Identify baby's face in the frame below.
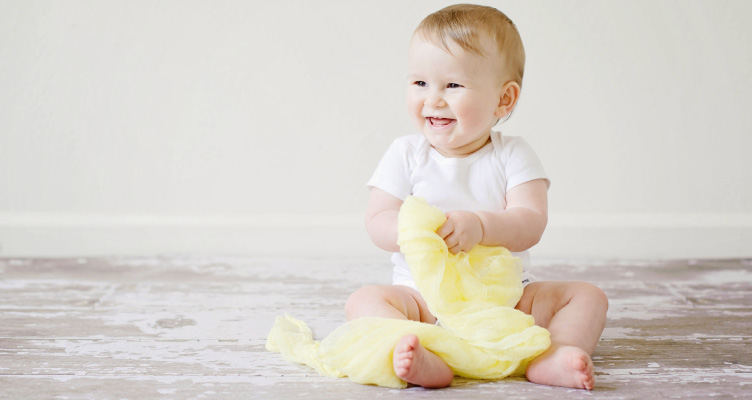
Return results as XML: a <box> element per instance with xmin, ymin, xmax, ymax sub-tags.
<box><xmin>407</xmin><ymin>34</ymin><xmax>506</xmax><ymax>157</ymax></box>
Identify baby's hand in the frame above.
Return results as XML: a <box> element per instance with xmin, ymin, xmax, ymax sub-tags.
<box><xmin>437</xmin><ymin>211</ymin><xmax>483</xmax><ymax>254</ymax></box>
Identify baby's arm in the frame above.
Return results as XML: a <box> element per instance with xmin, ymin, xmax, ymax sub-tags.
<box><xmin>365</xmin><ymin>188</ymin><xmax>403</xmax><ymax>252</ymax></box>
<box><xmin>477</xmin><ymin>178</ymin><xmax>548</xmax><ymax>252</ymax></box>
<box><xmin>439</xmin><ymin>179</ymin><xmax>548</xmax><ymax>254</ymax></box>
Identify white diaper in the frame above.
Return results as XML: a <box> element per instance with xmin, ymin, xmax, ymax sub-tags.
<box><xmin>390</xmin><ymin>249</ymin><xmax>535</xmax><ymax>291</ymax></box>
<box><xmin>394</xmin><ymin>267</ymin><xmax>536</xmax><ymax>291</ymax></box>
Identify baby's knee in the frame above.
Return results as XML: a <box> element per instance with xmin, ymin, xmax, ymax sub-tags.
<box><xmin>575</xmin><ymin>282</ymin><xmax>609</xmax><ymax>311</ymax></box>
<box><xmin>344</xmin><ymin>285</ymin><xmax>390</xmax><ymax>320</ymax></box>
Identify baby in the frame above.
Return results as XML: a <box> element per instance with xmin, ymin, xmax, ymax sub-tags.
<box><xmin>345</xmin><ymin>4</ymin><xmax>608</xmax><ymax>390</ymax></box>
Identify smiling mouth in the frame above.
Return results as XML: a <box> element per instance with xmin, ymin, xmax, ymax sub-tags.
<box><xmin>427</xmin><ymin>117</ymin><xmax>456</xmax><ymax>127</ymax></box>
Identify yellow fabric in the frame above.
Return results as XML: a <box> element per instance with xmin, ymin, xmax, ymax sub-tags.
<box><xmin>266</xmin><ymin>196</ymin><xmax>550</xmax><ymax>388</ymax></box>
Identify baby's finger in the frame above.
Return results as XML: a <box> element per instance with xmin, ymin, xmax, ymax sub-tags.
<box><xmin>437</xmin><ymin>220</ymin><xmax>453</xmax><ymax>238</ymax></box>
<box><xmin>459</xmin><ymin>243</ymin><xmax>474</xmax><ymax>253</ymax></box>
<box><xmin>443</xmin><ymin>232</ymin><xmax>459</xmax><ymax>249</ymax></box>
<box><xmin>448</xmin><ymin>243</ymin><xmax>461</xmax><ymax>255</ymax></box>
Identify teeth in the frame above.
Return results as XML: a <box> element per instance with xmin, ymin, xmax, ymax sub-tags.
<box><xmin>428</xmin><ymin>117</ymin><xmax>454</xmax><ymax>127</ymax></box>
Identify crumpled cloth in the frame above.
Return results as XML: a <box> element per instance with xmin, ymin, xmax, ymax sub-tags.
<box><xmin>266</xmin><ymin>196</ymin><xmax>550</xmax><ymax>388</ymax></box>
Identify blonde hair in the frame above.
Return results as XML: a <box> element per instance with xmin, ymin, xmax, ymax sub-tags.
<box><xmin>415</xmin><ymin>4</ymin><xmax>525</xmax><ymax>87</ymax></box>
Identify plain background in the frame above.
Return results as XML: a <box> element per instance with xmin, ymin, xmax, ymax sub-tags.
<box><xmin>1</xmin><ymin>0</ymin><xmax>750</xmax><ymax>259</ymax></box>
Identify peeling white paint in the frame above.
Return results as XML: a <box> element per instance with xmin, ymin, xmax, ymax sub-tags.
<box><xmin>606</xmin><ymin>308</ymin><xmax>682</xmax><ymax>321</ymax></box>
<box><xmin>700</xmin><ymin>269</ymin><xmax>752</xmax><ymax>284</ymax></box>
<box><xmin>601</xmin><ymin>326</ymin><xmax>640</xmax><ymax>339</ymax></box>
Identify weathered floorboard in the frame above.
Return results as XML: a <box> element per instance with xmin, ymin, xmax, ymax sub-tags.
<box><xmin>1</xmin><ymin>256</ymin><xmax>750</xmax><ymax>399</ymax></box>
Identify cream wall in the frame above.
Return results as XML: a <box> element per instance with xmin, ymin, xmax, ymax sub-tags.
<box><xmin>1</xmin><ymin>1</ymin><xmax>751</xmax><ymax>259</ymax></box>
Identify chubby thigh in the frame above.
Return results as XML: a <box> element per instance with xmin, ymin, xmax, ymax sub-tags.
<box><xmin>345</xmin><ymin>284</ymin><xmax>438</xmax><ymax>324</ymax></box>
<box><xmin>346</xmin><ymin>281</ymin><xmax>606</xmax><ymax>328</ymax></box>
<box><xmin>514</xmin><ymin>280</ymin><xmax>609</xmax><ymax>355</ymax></box>
<box><xmin>345</xmin><ymin>283</ymin><xmax>539</xmax><ymax>324</ymax></box>
<box><xmin>514</xmin><ymin>281</ymin><xmax>607</xmax><ymax>327</ymax></box>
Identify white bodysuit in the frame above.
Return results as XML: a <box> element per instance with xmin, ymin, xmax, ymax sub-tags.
<box><xmin>367</xmin><ymin>130</ymin><xmax>549</xmax><ymax>290</ymax></box>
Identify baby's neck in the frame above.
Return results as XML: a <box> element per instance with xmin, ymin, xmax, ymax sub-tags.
<box><xmin>432</xmin><ymin>136</ymin><xmax>492</xmax><ymax>158</ymax></box>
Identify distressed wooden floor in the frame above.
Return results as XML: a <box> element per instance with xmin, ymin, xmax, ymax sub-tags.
<box><xmin>1</xmin><ymin>256</ymin><xmax>750</xmax><ymax>399</ymax></box>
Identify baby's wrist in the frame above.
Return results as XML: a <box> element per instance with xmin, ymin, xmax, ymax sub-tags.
<box><xmin>474</xmin><ymin>212</ymin><xmax>485</xmax><ymax>242</ymax></box>
<box><xmin>475</xmin><ymin>211</ymin><xmax>491</xmax><ymax>244</ymax></box>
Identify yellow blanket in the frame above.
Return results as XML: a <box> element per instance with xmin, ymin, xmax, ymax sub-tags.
<box><xmin>266</xmin><ymin>196</ymin><xmax>550</xmax><ymax>388</ymax></box>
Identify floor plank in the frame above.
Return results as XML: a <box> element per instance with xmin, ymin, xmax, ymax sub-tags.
<box><xmin>1</xmin><ymin>256</ymin><xmax>751</xmax><ymax>399</ymax></box>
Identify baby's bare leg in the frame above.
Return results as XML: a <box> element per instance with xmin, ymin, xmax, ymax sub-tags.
<box><xmin>515</xmin><ymin>281</ymin><xmax>608</xmax><ymax>390</ymax></box>
<box><xmin>345</xmin><ymin>285</ymin><xmax>452</xmax><ymax>387</ymax></box>
<box><xmin>345</xmin><ymin>284</ymin><xmax>435</xmax><ymax>322</ymax></box>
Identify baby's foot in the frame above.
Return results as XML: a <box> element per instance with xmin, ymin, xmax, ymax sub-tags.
<box><xmin>525</xmin><ymin>344</ymin><xmax>595</xmax><ymax>390</ymax></box>
<box><xmin>392</xmin><ymin>334</ymin><xmax>453</xmax><ymax>388</ymax></box>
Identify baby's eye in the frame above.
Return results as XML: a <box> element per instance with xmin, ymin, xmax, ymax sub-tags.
<box><xmin>447</xmin><ymin>83</ymin><xmax>463</xmax><ymax>89</ymax></box>
<box><xmin>414</xmin><ymin>81</ymin><xmax>427</xmax><ymax>87</ymax></box>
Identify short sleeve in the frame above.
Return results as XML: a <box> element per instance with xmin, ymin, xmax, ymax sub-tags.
<box><xmin>502</xmin><ymin>136</ymin><xmax>550</xmax><ymax>191</ymax></box>
<box><xmin>366</xmin><ymin>138</ymin><xmax>414</xmax><ymax>200</ymax></box>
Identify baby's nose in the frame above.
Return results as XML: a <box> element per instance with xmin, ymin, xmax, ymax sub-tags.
<box><xmin>425</xmin><ymin>94</ymin><xmax>447</xmax><ymax>108</ymax></box>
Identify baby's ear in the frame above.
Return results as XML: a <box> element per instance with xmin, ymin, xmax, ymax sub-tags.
<box><xmin>495</xmin><ymin>81</ymin><xmax>521</xmax><ymax>118</ymax></box>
